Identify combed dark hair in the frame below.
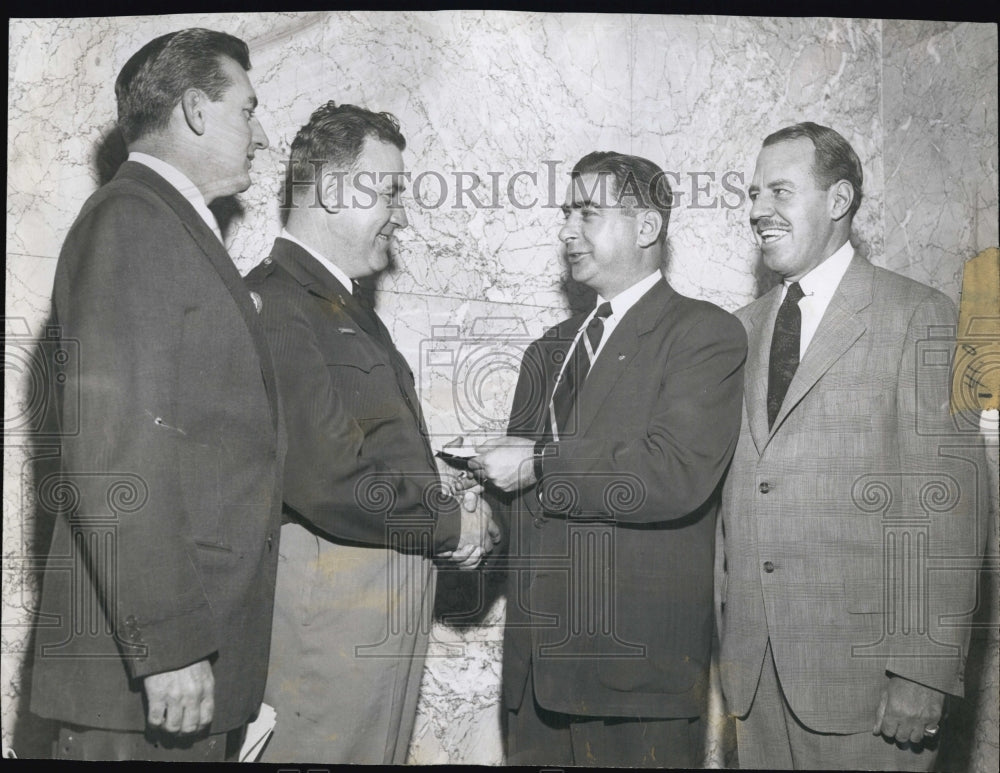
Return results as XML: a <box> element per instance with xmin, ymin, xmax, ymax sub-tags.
<box><xmin>571</xmin><ymin>151</ymin><xmax>673</xmax><ymax>242</ymax></box>
<box><xmin>763</xmin><ymin>122</ymin><xmax>864</xmax><ymax>218</ymax></box>
<box><xmin>287</xmin><ymin>101</ymin><xmax>406</xmax><ymax>203</ymax></box>
<box><xmin>115</xmin><ymin>28</ymin><xmax>251</xmax><ymax>145</ymax></box>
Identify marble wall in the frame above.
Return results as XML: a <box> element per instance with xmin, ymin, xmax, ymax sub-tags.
<box><xmin>5</xmin><ymin>11</ymin><xmax>998</xmax><ymax>766</ymax></box>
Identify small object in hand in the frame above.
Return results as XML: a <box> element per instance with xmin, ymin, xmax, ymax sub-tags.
<box><xmin>436</xmin><ymin>436</ymin><xmax>478</xmax><ymax>469</ymax></box>
<box><xmin>923</xmin><ymin>726</ymin><xmax>939</xmax><ymax>738</ymax></box>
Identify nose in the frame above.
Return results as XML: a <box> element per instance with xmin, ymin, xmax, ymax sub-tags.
<box><xmin>251</xmin><ymin>117</ymin><xmax>269</xmax><ymax>151</ymax></box>
<box><xmin>390</xmin><ymin>202</ymin><xmax>409</xmax><ymax>230</ymax></box>
<box><xmin>558</xmin><ymin>215</ymin><xmax>578</xmax><ymax>244</ymax></box>
<box><xmin>749</xmin><ymin>191</ymin><xmax>771</xmax><ymax>223</ymax></box>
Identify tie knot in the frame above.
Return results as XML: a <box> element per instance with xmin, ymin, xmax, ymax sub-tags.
<box><xmin>591</xmin><ymin>302</ymin><xmax>613</xmax><ymax>324</ymax></box>
<box><xmin>785</xmin><ymin>282</ymin><xmax>804</xmax><ymax>304</ymax></box>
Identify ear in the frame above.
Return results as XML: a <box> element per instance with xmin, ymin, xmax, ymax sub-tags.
<box><xmin>828</xmin><ymin>179</ymin><xmax>854</xmax><ymax>221</ymax></box>
<box><xmin>180</xmin><ymin>88</ymin><xmax>208</xmax><ymax>136</ymax></box>
<box><xmin>635</xmin><ymin>209</ymin><xmax>662</xmax><ymax>249</ymax></box>
<box><xmin>317</xmin><ymin>171</ymin><xmax>343</xmax><ymax>214</ymax></box>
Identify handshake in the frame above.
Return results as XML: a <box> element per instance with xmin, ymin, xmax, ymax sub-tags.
<box><xmin>435</xmin><ymin>436</ymin><xmax>540</xmax><ymax>569</ymax></box>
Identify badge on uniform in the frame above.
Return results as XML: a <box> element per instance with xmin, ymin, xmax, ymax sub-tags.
<box><xmin>249</xmin><ymin>291</ymin><xmax>263</xmax><ymax>314</ymax></box>
<box><xmin>338</xmin><ymin>327</ymin><xmax>357</xmax><ymax>335</ymax></box>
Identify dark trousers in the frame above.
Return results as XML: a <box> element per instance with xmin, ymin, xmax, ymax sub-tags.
<box><xmin>505</xmin><ymin>665</ymin><xmax>704</xmax><ymax>767</ymax></box>
<box><xmin>54</xmin><ymin>723</ymin><xmax>246</xmax><ymax>761</ymax></box>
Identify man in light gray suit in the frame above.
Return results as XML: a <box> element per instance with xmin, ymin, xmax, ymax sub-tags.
<box><xmin>716</xmin><ymin>122</ymin><xmax>988</xmax><ymax>770</ymax></box>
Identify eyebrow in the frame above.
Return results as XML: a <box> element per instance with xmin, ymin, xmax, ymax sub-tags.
<box><xmin>560</xmin><ymin>198</ymin><xmax>600</xmax><ymax>214</ymax></box>
<box><xmin>382</xmin><ymin>173</ymin><xmax>407</xmax><ymax>193</ymax></box>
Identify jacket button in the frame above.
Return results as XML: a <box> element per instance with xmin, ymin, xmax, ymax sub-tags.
<box><xmin>763</xmin><ymin>561</ymin><xmax>775</xmax><ymax>573</ymax></box>
<box><xmin>759</xmin><ymin>482</ymin><xmax>770</xmax><ymax>494</ymax></box>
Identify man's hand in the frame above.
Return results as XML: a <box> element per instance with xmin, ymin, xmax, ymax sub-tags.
<box><xmin>438</xmin><ymin>490</ymin><xmax>501</xmax><ymax>569</ymax></box>
<box><xmin>873</xmin><ymin>675</ymin><xmax>945</xmax><ymax>744</ymax></box>
<box><xmin>469</xmin><ymin>436</ymin><xmax>537</xmax><ymax>492</ymax></box>
<box><xmin>144</xmin><ymin>658</ymin><xmax>214</xmax><ymax>735</ymax></box>
<box><xmin>436</xmin><ymin>458</ymin><xmax>481</xmax><ymax>497</ymax></box>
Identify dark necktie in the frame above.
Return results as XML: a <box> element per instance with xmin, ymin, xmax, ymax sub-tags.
<box><xmin>767</xmin><ymin>282</ymin><xmax>805</xmax><ymax>428</ymax></box>
<box><xmin>552</xmin><ymin>301</ymin><xmax>613</xmax><ymax>438</ymax></box>
<box><xmin>351</xmin><ymin>280</ymin><xmax>390</xmax><ymax>346</ymax></box>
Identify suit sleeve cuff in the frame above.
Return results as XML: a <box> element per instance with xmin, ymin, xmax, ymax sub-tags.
<box><xmin>533</xmin><ymin>440</ymin><xmax>556</xmax><ymax>482</ymax></box>
<box><xmin>431</xmin><ymin>493</ymin><xmax>463</xmax><ymax>553</ymax></box>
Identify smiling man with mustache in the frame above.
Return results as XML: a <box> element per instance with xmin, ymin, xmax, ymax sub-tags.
<box><xmin>715</xmin><ymin>122</ymin><xmax>988</xmax><ymax>770</ymax></box>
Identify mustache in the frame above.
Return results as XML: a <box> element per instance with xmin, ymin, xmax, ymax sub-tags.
<box><xmin>752</xmin><ymin>218</ymin><xmax>789</xmax><ymax>230</ymax></box>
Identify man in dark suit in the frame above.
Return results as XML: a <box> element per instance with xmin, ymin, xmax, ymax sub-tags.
<box><xmin>29</xmin><ymin>29</ymin><xmax>282</xmax><ymax>761</ymax></box>
<box><xmin>715</xmin><ymin>122</ymin><xmax>988</xmax><ymax>769</ymax></box>
<box><xmin>470</xmin><ymin>152</ymin><xmax>747</xmax><ymax>766</ymax></box>
<box><xmin>244</xmin><ymin>102</ymin><xmax>499</xmax><ymax>764</ymax></box>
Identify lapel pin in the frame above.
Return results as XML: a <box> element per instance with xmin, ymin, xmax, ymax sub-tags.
<box><xmin>249</xmin><ymin>291</ymin><xmax>263</xmax><ymax>314</ymax></box>
<box><xmin>338</xmin><ymin>327</ymin><xmax>357</xmax><ymax>335</ymax></box>
<box><xmin>618</xmin><ymin>353</ymin><xmax>626</xmax><ymax>361</ymax></box>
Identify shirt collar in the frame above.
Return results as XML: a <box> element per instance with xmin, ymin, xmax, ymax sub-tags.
<box><xmin>279</xmin><ymin>228</ymin><xmax>354</xmax><ymax>294</ymax></box>
<box><xmin>595</xmin><ymin>270</ymin><xmax>662</xmax><ymax>320</ymax></box>
<box><xmin>791</xmin><ymin>240</ymin><xmax>854</xmax><ymax>300</ymax></box>
<box><xmin>128</xmin><ymin>152</ymin><xmax>221</xmax><ymax>241</ymax></box>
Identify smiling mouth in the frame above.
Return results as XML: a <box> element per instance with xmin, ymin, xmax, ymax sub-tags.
<box><xmin>757</xmin><ymin>228</ymin><xmax>788</xmax><ymax>244</ymax></box>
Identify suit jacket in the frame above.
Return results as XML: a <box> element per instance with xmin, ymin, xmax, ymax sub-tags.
<box><xmin>30</xmin><ymin>161</ymin><xmax>286</xmax><ymax>732</ymax></box>
<box><xmin>244</xmin><ymin>237</ymin><xmax>462</xmax><ymax>551</ymax></box>
<box><xmin>502</xmin><ymin>278</ymin><xmax>747</xmax><ymax>719</ymax></box>
<box><xmin>716</xmin><ymin>255</ymin><xmax>989</xmax><ymax>733</ymax></box>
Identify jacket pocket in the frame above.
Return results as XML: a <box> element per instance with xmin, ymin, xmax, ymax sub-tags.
<box><xmin>326</xmin><ymin>354</ymin><xmax>398</xmax><ymax>421</ymax></box>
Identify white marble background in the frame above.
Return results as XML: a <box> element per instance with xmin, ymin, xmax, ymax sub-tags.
<box><xmin>5</xmin><ymin>12</ymin><xmax>998</xmax><ymax>767</ymax></box>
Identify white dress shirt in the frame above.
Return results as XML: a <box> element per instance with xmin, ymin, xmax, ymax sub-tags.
<box><xmin>278</xmin><ymin>228</ymin><xmax>354</xmax><ymax>293</ymax></box>
<box><xmin>584</xmin><ymin>270</ymin><xmax>663</xmax><ymax>362</ymax></box>
<box><xmin>779</xmin><ymin>240</ymin><xmax>854</xmax><ymax>358</ymax></box>
<box><xmin>128</xmin><ymin>152</ymin><xmax>223</xmax><ymax>244</ymax></box>
<box><xmin>547</xmin><ymin>270</ymin><xmax>663</xmax><ymax>441</ymax></box>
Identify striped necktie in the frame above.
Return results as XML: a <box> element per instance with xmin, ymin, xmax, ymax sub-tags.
<box><xmin>551</xmin><ymin>302</ymin><xmax>613</xmax><ymax>438</ymax></box>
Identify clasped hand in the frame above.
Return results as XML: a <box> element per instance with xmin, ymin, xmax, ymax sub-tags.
<box><xmin>436</xmin><ymin>469</ymin><xmax>501</xmax><ymax>569</ymax></box>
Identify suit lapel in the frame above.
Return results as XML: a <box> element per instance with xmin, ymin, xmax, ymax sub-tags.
<box><xmin>574</xmin><ymin>279</ymin><xmax>673</xmax><ymax>439</ymax></box>
<box><xmin>120</xmin><ymin>162</ymin><xmax>281</xmax><ymax>432</ymax></box>
<box><xmin>270</xmin><ymin>238</ymin><xmax>425</xmax><ymax>428</ymax></box>
<box><xmin>744</xmin><ymin>288</ymin><xmax>782</xmax><ymax>453</ymax></box>
<box><xmin>766</xmin><ymin>255</ymin><xmax>873</xmax><ymax>441</ymax></box>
